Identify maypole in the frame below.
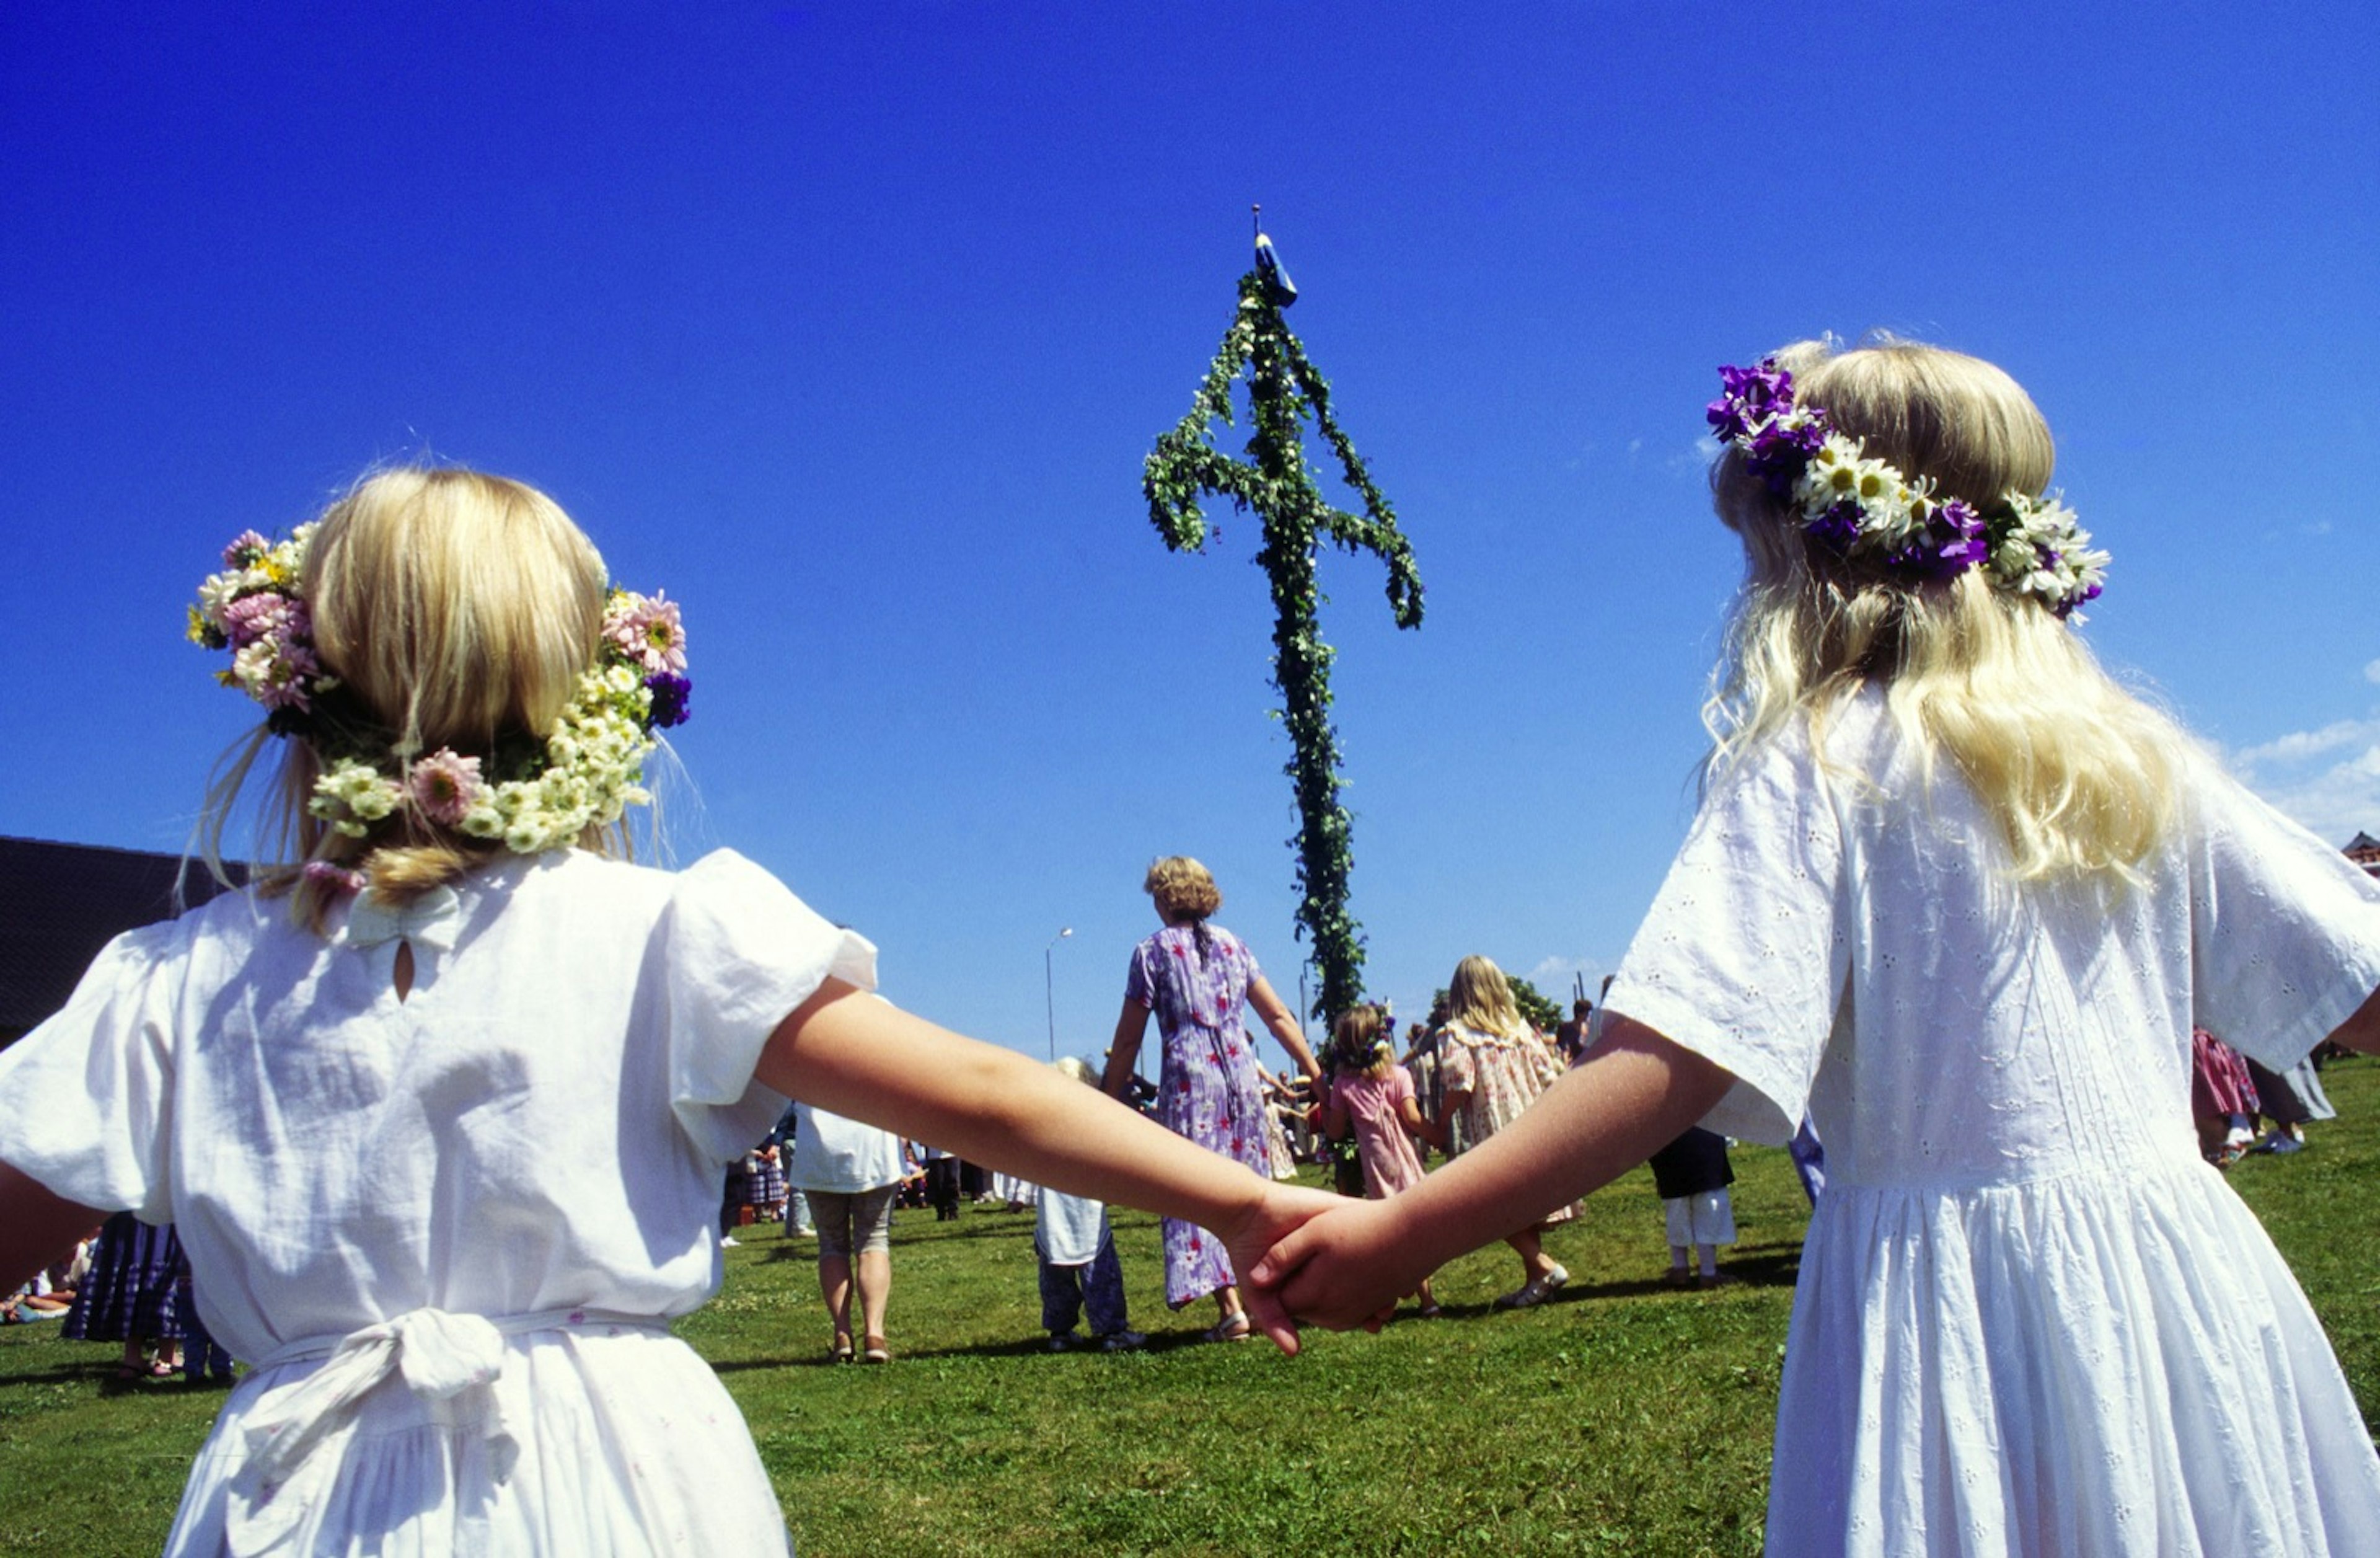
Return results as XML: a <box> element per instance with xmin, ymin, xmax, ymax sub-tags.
<box><xmin>1140</xmin><ymin>210</ymin><xmax>1423</xmax><ymax>1022</ymax></box>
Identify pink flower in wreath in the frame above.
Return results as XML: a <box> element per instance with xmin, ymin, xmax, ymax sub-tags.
<box><xmin>408</xmin><ymin>748</ymin><xmax>485</xmax><ymax>826</ymax></box>
<box><xmin>606</xmin><ymin>591</ymin><xmax>687</xmax><ymax>676</ymax></box>
<box><xmin>220</xmin><ymin>591</ymin><xmax>301</xmax><ymax>650</ymax></box>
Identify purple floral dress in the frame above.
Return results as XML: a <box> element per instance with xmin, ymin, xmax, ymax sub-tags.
<box><xmin>1125</xmin><ymin>923</ymin><xmax>1267</xmax><ymax>1306</ymax></box>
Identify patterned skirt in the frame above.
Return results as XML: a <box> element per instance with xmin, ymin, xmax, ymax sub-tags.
<box><xmin>64</xmin><ymin>1212</ymin><xmax>183</xmax><ymax>1343</ymax></box>
<box><xmin>1156</xmin><ymin>1025</ymin><xmax>1269</xmax><ymax>1306</ymax></box>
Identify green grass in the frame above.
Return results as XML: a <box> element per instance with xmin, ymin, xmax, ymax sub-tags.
<box><xmin>7</xmin><ymin>1056</ymin><xmax>2378</xmax><ymax>1556</ymax></box>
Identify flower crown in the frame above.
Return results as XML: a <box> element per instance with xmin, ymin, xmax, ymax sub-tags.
<box><xmin>190</xmin><ymin>527</ymin><xmax>692</xmax><ymax>859</ymax></box>
<box><xmin>1707</xmin><ymin>359</ymin><xmax>2107</xmax><ymax>617</ymax></box>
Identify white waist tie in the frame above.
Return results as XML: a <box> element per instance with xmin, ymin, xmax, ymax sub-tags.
<box><xmin>226</xmin><ymin>1306</ymin><xmax>669</xmax><ymax>1557</ymax></box>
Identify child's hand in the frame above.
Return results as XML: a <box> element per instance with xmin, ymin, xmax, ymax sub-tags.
<box><xmin>1221</xmin><ymin>1181</ymin><xmax>1345</xmax><ymax>1355</ymax></box>
<box><xmin>1246</xmin><ymin>1196</ymin><xmax>1416</xmax><ymax>1333</ymax></box>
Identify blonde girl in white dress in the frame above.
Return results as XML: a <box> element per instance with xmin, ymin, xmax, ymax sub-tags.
<box><xmin>1254</xmin><ymin>340</ymin><xmax>2380</xmax><ymax>1555</ymax></box>
<box><xmin>0</xmin><ymin>467</ymin><xmax>1333</xmax><ymax>1557</ymax></box>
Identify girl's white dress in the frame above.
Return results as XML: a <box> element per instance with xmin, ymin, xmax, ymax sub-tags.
<box><xmin>0</xmin><ymin>849</ymin><xmax>875</xmax><ymax>1557</ymax></box>
<box><xmin>1606</xmin><ymin>689</ymin><xmax>2380</xmax><ymax>1557</ymax></box>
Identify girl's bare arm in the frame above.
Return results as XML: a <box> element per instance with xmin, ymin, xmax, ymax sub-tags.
<box><xmin>1395</xmin><ymin>1091</ymin><xmax>1439</xmax><ymax>1150</ymax></box>
<box><xmin>758</xmin><ymin>979</ymin><xmax>1338</xmax><ymax>1349</ymax></box>
<box><xmin>2328</xmin><ymin>983</ymin><xmax>2380</xmax><ymax>1055</ymax></box>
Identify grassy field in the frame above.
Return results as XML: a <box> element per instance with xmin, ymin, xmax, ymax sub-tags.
<box><xmin>6</xmin><ymin>1056</ymin><xmax>2378</xmax><ymax>1556</ymax></box>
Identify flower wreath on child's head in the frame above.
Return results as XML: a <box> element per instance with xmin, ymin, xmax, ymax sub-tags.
<box><xmin>189</xmin><ymin>527</ymin><xmax>692</xmax><ymax>864</ymax></box>
<box><xmin>1708</xmin><ymin>359</ymin><xmax>2108</xmax><ymax>618</ymax></box>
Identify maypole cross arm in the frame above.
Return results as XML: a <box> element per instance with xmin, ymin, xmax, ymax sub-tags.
<box><xmin>1139</xmin><ymin>219</ymin><xmax>1423</xmax><ymax>1022</ymax></box>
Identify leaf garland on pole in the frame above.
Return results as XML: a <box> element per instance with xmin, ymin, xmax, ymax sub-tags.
<box><xmin>1142</xmin><ymin>215</ymin><xmax>1423</xmax><ymax>1022</ymax></box>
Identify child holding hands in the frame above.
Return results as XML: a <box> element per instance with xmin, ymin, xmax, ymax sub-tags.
<box><xmin>1318</xmin><ymin>1006</ymin><xmax>1439</xmax><ymax>1316</ymax></box>
<box><xmin>1256</xmin><ymin>340</ymin><xmax>2380</xmax><ymax>1555</ymax></box>
<box><xmin>0</xmin><ymin>467</ymin><xmax>1331</xmax><ymax>1557</ymax></box>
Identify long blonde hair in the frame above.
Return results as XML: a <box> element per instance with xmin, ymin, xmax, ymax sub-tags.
<box><xmin>1705</xmin><ymin>338</ymin><xmax>2182</xmax><ymax>882</ymax></box>
<box><xmin>198</xmin><ymin>466</ymin><xmax>622</xmax><ymax>927</ymax></box>
<box><xmin>1443</xmin><ymin>955</ymin><xmax>1530</xmax><ymax>1042</ymax></box>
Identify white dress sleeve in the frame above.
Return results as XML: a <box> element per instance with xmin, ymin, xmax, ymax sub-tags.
<box><xmin>659</xmin><ymin>849</ymin><xmax>879</xmax><ymax>1164</ymax></box>
<box><xmin>0</xmin><ymin>916</ymin><xmax>189</xmax><ymax>1221</ymax></box>
<box><xmin>2184</xmin><ymin>749</ymin><xmax>2380</xmax><ymax>1068</ymax></box>
<box><xmin>1602</xmin><ymin>728</ymin><xmax>1847</xmax><ymax>1145</ymax></box>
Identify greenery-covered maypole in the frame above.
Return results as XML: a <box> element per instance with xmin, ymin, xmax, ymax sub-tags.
<box><xmin>1142</xmin><ymin>213</ymin><xmax>1423</xmax><ymax>1022</ymax></box>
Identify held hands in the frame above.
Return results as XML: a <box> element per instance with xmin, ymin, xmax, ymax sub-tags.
<box><xmin>1218</xmin><ymin>1179</ymin><xmax>1346</xmax><ymax>1354</ymax></box>
<box><xmin>1246</xmin><ymin>1195</ymin><xmax>1417</xmax><ymax>1334</ymax></box>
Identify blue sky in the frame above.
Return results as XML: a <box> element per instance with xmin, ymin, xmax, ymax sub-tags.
<box><xmin>7</xmin><ymin>2</ymin><xmax>2376</xmax><ymax>1068</ymax></box>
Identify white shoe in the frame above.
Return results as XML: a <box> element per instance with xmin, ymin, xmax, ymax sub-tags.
<box><xmin>1496</xmin><ymin>1265</ymin><xmax>1569</xmax><ymax>1309</ymax></box>
<box><xmin>718</xmin><ymin>1235</ymin><xmax>740</xmax><ymax>1247</ymax></box>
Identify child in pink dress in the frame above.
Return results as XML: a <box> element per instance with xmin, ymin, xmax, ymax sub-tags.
<box><xmin>1320</xmin><ymin>1007</ymin><xmax>1439</xmax><ymax>1316</ymax></box>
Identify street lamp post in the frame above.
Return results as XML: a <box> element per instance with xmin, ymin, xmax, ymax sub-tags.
<box><xmin>1045</xmin><ymin>927</ymin><xmax>1073</xmax><ymax>1060</ymax></box>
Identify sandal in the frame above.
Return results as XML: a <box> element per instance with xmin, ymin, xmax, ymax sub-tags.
<box><xmin>861</xmin><ymin>1336</ymin><xmax>891</xmax><ymax>1365</ymax></box>
<box><xmin>1204</xmin><ymin>1313</ymin><xmax>1253</xmax><ymax>1343</ymax></box>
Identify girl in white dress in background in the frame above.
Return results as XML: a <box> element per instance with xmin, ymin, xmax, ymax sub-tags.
<box><xmin>1256</xmin><ymin>340</ymin><xmax>2380</xmax><ymax>1555</ymax></box>
<box><xmin>0</xmin><ymin>467</ymin><xmax>1331</xmax><ymax>1556</ymax></box>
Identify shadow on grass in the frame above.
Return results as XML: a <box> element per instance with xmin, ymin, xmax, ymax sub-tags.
<box><xmin>1478</xmin><ymin>1248</ymin><xmax>1802</xmax><ymax>1313</ymax></box>
<box><xmin>709</xmin><ymin>1322</ymin><xmax>1298</xmax><ymax>1373</ymax></box>
<box><xmin>746</xmin><ymin>1216</ymin><xmax>1042</xmax><ymax>1264</ymax></box>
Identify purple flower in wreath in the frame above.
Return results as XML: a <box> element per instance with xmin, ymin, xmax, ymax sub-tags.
<box><xmin>645</xmin><ymin>671</ymin><xmax>692</xmax><ymax>729</ymax></box>
<box><xmin>2053</xmin><ymin>580</ymin><xmax>2102</xmax><ymax>619</ymax></box>
<box><xmin>1891</xmin><ymin>498</ymin><xmax>1988</xmax><ymax>581</ymax></box>
<box><xmin>1706</xmin><ymin>360</ymin><xmax>1796</xmax><ymax>442</ymax></box>
<box><xmin>1805</xmin><ymin>500</ymin><xmax>1866</xmax><ymax>556</ymax></box>
<box><xmin>1743</xmin><ymin>416</ymin><xmax>1827</xmax><ymax>492</ymax></box>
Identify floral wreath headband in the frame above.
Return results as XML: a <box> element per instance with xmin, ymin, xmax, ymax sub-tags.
<box><xmin>1706</xmin><ymin>359</ymin><xmax>2107</xmax><ymax>617</ymax></box>
<box><xmin>189</xmin><ymin>526</ymin><xmax>692</xmax><ymax>869</ymax></box>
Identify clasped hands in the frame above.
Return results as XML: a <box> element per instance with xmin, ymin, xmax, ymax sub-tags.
<box><xmin>1225</xmin><ymin>1182</ymin><xmax>1429</xmax><ymax>1352</ymax></box>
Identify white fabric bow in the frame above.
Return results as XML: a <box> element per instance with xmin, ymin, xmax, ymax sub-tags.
<box><xmin>226</xmin><ymin>1307</ymin><xmax>514</xmax><ymax>1556</ymax></box>
<box><xmin>336</xmin><ymin>885</ymin><xmax>464</xmax><ymax>954</ymax></box>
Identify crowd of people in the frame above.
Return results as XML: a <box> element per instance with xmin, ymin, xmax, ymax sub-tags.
<box><xmin>4</xmin><ymin>336</ymin><xmax>2380</xmax><ymax>1554</ymax></box>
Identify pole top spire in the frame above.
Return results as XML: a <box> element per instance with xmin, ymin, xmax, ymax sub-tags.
<box><xmin>1251</xmin><ymin>205</ymin><xmax>1297</xmax><ymax>306</ymax></box>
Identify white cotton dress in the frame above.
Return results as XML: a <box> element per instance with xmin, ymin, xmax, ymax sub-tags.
<box><xmin>1605</xmin><ymin>688</ymin><xmax>2380</xmax><ymax>1558</ymax></box>
<box><xmin>0</xmin><ymin>848</ymin><xmax>875</xmax><ymax>1557</ymax></box>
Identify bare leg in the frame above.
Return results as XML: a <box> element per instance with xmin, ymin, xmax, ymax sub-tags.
<box><xmin>1504</xmin><ymin>1226</ymin><xmax>1557</xmax><ymax>1283</ymax></box>
<box><xmin>818</xmin><ymin>1253</ymin><xmax>854</xmax><ymax>1351</ymax></box>
<box><xmin>855</xmin><ymin>1248</ymin><xmax>891</xmax><ymax>1351</ymax></box>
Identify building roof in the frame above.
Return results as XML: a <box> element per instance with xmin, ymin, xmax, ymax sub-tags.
<box><xmin>0</xmin><ymin>836</ymin><xmax>247</xmax><ymax>1041</ymax></box>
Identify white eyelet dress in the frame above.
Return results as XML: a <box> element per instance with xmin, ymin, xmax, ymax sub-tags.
<box><xmin>0</xmin><ymin>849</ymin><xmax>876</xmax><ymax>1557</ymax></box>
<box><xmin>1605</xmin><ymin>688</ymin><xmax>2380</xmax><ymax>1557</ymax></box>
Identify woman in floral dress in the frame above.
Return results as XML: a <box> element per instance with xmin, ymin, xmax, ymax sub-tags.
<box><xmin>1434</xmin><ymin>955</ymin><xmax>1580</xmax><ymax>1308</ymax></box>
<box><xmin>1104</xmin><ymin>857</ymin><xmax>1324</xmax><ymax>1339</ymax></box>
